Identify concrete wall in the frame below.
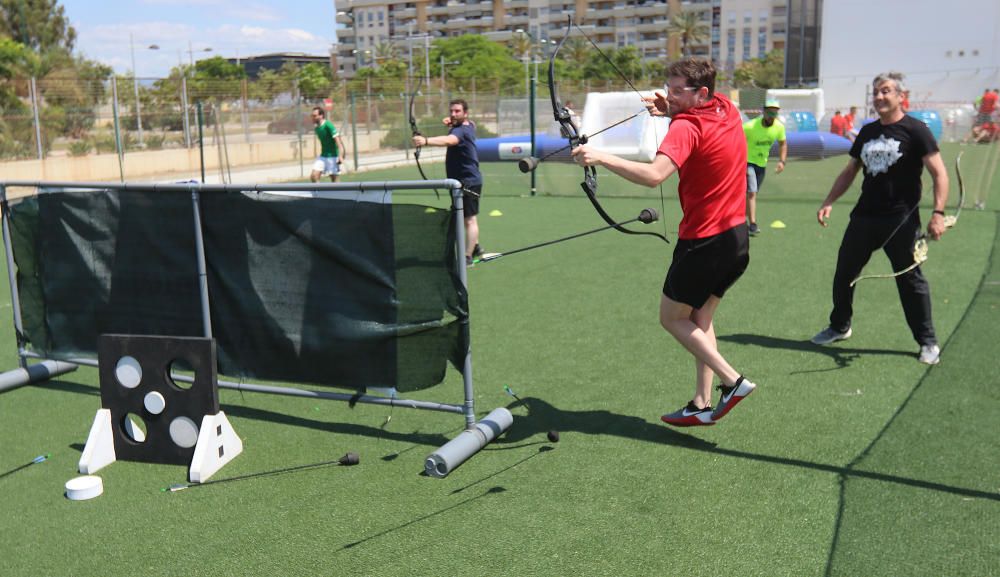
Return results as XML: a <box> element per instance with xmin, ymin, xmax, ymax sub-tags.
<box><xmin>0</xmin><ymin>130</ymin><xmax>387</xmax><ymax>182</ymax></box>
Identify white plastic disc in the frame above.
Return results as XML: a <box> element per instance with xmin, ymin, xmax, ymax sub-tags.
<box><xmin>65</xmin><ymin>475</ymin><xmax>104</xmax><ymax>501</ymax></box>
<box><xmin>115</xmin><ymin>356</ymin><xmax>142</xmax><ymax>389</ymax></box>
<box><xmin>143</xmin><ymin>391</ymin><xmax>166</xmax><ymax>415</ymax></box>
<box><xmin>169</xmin><ymin>416</ymin><xmax>200</xmax><ymax>448</ymax></box>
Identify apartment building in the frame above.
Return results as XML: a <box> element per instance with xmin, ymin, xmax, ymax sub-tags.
<box><xmin>333</xmin><ymin>0</ymin><xmax>788</xmax><ymax>78</ymax></box>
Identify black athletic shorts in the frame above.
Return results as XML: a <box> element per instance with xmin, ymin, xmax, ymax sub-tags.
<box><xmin>663</xmin><ymin>223</ymin><xmax>750</xmax><ymax>309</ymax></box>
<box><xmin>463</xmin><ymin>185</ymin><xmax>482</xmax><ymax>217</ymax></box>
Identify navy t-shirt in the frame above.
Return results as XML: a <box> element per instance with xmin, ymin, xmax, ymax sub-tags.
<box><xmin>849</xmin><ymin>114</ymin><xmax>938</xmax><ymax>216</ymax></box>
<box><xmin>445</xmin><ymin>123</ymin><xmax>482</xmax><ymax>187</ymax></box>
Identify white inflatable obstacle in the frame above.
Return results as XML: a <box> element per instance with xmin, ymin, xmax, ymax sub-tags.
<box><xmin>579</xmin><ymin>91</ymin><xmax>670</xmax><ymax>161</ymax></box>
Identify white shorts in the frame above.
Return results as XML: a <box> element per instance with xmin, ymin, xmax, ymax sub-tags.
<box><xmin>312</xmin><ymin>156</ymin><xmax>340</xmax><ymax>175</ymax></box>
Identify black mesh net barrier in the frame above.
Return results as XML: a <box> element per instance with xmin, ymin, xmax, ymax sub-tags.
<box><xmin>7</xmin><ymin>186</ymin><xmax>467</xmax><ymax>393</ymax></box>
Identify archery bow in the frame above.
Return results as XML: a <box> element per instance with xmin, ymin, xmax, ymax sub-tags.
<box><xmin>542</xmin><ymin>15</ymin><xmax>669</xmax><ymax>244</ymax></box>
<box><xmin>408</xmin><ymin>76</ymin><xmax>440</xmax><ymax>199</ymax></box>
<box><xmin>850</xmin><ymin>152</ymin><xmax>965</xmax><ymax>286</ymax></box>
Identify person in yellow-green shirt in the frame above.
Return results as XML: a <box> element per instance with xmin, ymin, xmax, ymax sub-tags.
<box><xmin>743</xmin><ymin>99</ymin><xmax>787</xmax><ymax>236</ymax></box>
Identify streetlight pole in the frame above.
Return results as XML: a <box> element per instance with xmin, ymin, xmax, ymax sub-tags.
<box><xmin>129</xmin><ymin>33</ymin><xmax>144</xmax><ymax>145</ymax></box>
<box><xmin>407</xmin><ymin>22</ymin><xmax>413</xmax><ymax>78</ymax></box>
<box><xmin>149</xmin><ymin>43</ymin><xmax>192</xmax><ymax>147</ymax></box>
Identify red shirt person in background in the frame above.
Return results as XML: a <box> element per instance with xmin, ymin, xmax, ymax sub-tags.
<box><xmin>830</xmin><ymin>110</ymin><xmax>847</xmax><ymax>137</ymax></box>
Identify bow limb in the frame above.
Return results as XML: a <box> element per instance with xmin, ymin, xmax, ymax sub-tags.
<box><xmin>849</xmin><ymin>237</ymin><xmax>929</xmax><ymax>286</ymax></box>
<box><xmin>549</xmin><ymin>15</ymin><xmax>668</xmax><ymax>244</ymax></box>
<box><xmin>944</xmin><ymin>152</ymin><xmax>965</xmax><ymax>228</ymax></box>
<box><xmin>408</xmin><ymin>77</ymin><xmax>440</xmax><ymax>199</ymax></box>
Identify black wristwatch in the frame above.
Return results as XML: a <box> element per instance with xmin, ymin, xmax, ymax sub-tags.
<box><xmin>932</xmin><ymin>210</ymin><xmax>946</xmax><ymax>217</ymax></box>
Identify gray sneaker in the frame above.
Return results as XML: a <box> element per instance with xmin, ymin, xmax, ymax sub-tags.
<box><xmin>919</xmin><ymin>344</ymin><xmax>940</xmax><ymax>365</ymax></box>
<box><xmin>811</xmin><ymin>326</ymin><xmax>852</xmax><ymax>345</ymax></box>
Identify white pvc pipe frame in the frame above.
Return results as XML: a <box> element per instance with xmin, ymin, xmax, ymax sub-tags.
<box><xmin>0</xmin><ymin>179</ymin><xmax>476</xmax><ymax>431</ymax></box>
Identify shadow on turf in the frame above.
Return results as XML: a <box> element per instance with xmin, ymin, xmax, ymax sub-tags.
<box><xmin>498</xmin><ymin>397</ymin><xmax>716</xmax><ymax>450</ymax></box>
<box><xmin>719</xmin><ymin>333</ymin><xmax>916</xmax><ymax>373</ymax></box>
<box><xmin>340</xmin><ymin>486</ymin><xmax>507</xmax><ymax>550</ymax></box>
<box><xmin>34</xmin><ymin>379</ymin><xmax>101</xmax><ymax>396</ymax></box>
<box><xmin>225</xmin><ymin>405</ymin><xmax>456</xmax><ymax>448</ymax></box>
<box><xmin>503</xmin><ymin>398</ymin><xmax>999</xmax><ymax>502</ymax></box>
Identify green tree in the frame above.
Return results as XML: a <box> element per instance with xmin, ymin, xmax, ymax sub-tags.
<box><xmin>667</xmin><ymin>11</ymin><xmax>709</xmax><ymax>58</ymax></box>
<box><xmin>39</xmin><ymin>57</ymin><xmax>111</xmax><ymax>137</ymax></box>
<box><xmin>0</xmin><ymin>37</ymin><xmax>36</xmax><ymax>157</ymax></box>
<box><xmin>561</xmin><ymin>37</ymin><xmax>589</xmax><ymax>72</ymax></box>
<box><xmin>507</xmin><ymin>33</ymin><xmax>532</xmax><ymax>61</ymax></box>
<box><xmin>298</xmin><ymin>61</ymin><xmax>333</xmax><ymax>100</ymax></box>
<box><xmin>189</xmin><ymin>56</ymin><xmax>244</xmax><ymax>101</ymax></box>
<box><xmin>430</xmin><ymin>35</ymin><xmax>522</xmax><ymax>88</ymax></box>
<box><xmin>372</xmin><ymin>41</ymin><xmax>399</xmax><ymax>66</ymax></box>
<box><xmin>249</xmin><ymin>63</ymin><xmax>298</xmax><ymax>102</ymax></box>
<box><xmin>732</xmin><ymin>49</ymin><xmax>785</xmax><ymax>89</ymax></box>
<box><xmin>581</xmin><ymin>45</ymin><xmax>645</xmax><ymax>84</ymax></box>
<box><xmin>0</xmin><ymin>0</ymin><xmax>75</xmax><ymax>53</ymax></box>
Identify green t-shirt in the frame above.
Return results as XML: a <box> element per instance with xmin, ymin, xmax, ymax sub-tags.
<box><xmin>315</xmin><ymin>120</ymin><xmax>339</xmax><ymax>158</ymax></box>
<box><xmin>743</xmin><ymin>117</ymin><xmax>786</xmax><ymax>167</ymax></box>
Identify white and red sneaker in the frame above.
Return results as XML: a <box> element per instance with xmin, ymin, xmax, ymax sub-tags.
<box><xmin>711</xmin><ymin>377</ymin><xmax>756</xmax><ymax>421</ymax></box>
<box><xmin>661</xmin><ymin>401</ymin><xmax>715</xmax><ymax>427</ymax></box>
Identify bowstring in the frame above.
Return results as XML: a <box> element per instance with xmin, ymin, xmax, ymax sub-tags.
<box><xmin>572</xmin><ymin>22</ymin><xmax>669</xmax><ymax>241</ymax></box>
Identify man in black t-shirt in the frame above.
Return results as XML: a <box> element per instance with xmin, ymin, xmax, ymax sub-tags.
<box><xmin>412</xmin><ymin>99</ymin><xmax>484</xmax><ymax>266</ymax></box>
<box><xmin>811</xmin><ymin>71</ymin><xmax>950</xmax><ymax>365</ymax></box>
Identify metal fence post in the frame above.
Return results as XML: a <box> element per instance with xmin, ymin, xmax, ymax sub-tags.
<box><xmin>350</xmin><ymin>91</ymin><xmax>359</xmax><ymax>172</ymax></box>
<box><xmin>29</xmin><ymin>77</ymin><xmax>43</xmax><ymax>160</ymax></box>
<box><xmin>111</xmin><ymin>76</ymin><xmax>125</xmax><ymax>181</ymax></box>
<box><xmin>529</xmin><ymin>75</ymin><xmax>536</xmax><ymax>196</ymax></box>
<box><xmin>181</xmin><ymin>77</ymin><xmax>192</xmax><ymax>148</ymax></box>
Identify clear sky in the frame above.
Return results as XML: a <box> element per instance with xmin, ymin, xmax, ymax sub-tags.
<box><xmin>61</xmin><ymin>0</ymin><xmax>338</xmax><ymax>78</ymax></box>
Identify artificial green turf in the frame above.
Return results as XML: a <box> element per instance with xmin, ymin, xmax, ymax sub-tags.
<box><xmin>0</xmin><ymin>148</ymin><xmax>997</xmax><ymax>576</ymax></box>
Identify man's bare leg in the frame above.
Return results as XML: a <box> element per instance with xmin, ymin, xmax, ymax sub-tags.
<box><xmin>660</xmin><ymin>294</ymin><xmax>740</xmax><ymax>408</ymax></box>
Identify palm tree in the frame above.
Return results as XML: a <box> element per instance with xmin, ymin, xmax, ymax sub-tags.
<box><xmin>508</xmin><ymin>33</ymin><xmax>532</xmax><ymax>61</ymax></box>
<box><xmin>667</xmin><ymin>11</ymin><xmax>709</xmax><ymax>58</ymax></box>
<box><xmin>373</xmin><ymin>41</ymin><xmax>400</xmax><ymax>66</ymax></box>
<box><xmin>561</xmin><ymin>37</ymin><xmax>589</xmax><ymax>68</ymax></box>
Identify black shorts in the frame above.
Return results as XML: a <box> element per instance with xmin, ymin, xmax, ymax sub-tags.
<box><xmin>663</xmin><ymin>223</ymin><xmax>750</xmax><ymax>309</ymax></box>
<box><xmin>463</xmin><ymin>185</ymin><xmax>482</xmax><ymax>217</ymax></box>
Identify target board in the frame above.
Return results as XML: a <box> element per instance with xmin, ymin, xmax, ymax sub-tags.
<box><xmin>79</xmin><ymin>335</ymin><xmax>242</xmax><ymax>482</ymax></box>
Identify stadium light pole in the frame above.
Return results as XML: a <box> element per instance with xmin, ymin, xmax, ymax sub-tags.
<box><xmin>129</xmin><ymin>33</ymin><xmax>144</xmax><ymax>146</ymax></box>
<box><xmin>148</xmin><ymin>44</ymin><xmax>192</xmax><ymax>148</ymax></box>
<box><xmin>337</xmin><ymin>9</ymin><xmax>361</xmax><ymax>69</ymax></box>
<box><xmin>186</xmin><ymin>41</ymin><xmax>212</xmax><ymax>69</ymax></box>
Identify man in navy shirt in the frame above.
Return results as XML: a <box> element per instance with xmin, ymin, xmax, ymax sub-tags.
<box><xmin>412</xmin><ymin>99</ymin><xmax>484</xmax><ymax>266</ymax></box>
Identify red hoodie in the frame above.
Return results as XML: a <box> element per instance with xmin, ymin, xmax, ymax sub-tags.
<box><xmin>657</xmin><ymin>93</ymin><xmax>747</xmax><ymax>239</ymax></box>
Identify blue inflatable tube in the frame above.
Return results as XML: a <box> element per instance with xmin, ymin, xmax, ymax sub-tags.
<box><xmin>476</xmin><ymin>135</ymin><xmax>570</xmax><ymax>162</ymax></box>
<box><xmin>771</xmin><ymin>132</ymin><xmax>853</xmax><ymax>160</ymax></box>
<box><xmin>476</xmin><ymin>131</ymin><xmax>853</xmax><ymax>163</ymax></box>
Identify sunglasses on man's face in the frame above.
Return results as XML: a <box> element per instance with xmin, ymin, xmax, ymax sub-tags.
<box><xmin>763</xmin><ymin>109</ymin><xmax>779</xmax><ymax>116</ymax></box>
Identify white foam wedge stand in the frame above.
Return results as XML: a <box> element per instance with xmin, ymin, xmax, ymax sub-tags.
<box><xmin>79</xmin><ymin>409</ymin><xmax>116</xmax><ymax>474</ymax></box>
<box><xmin>188</xmin><ymin>411</ymin><xmax>243</xmax><ymax>483</ymax></box>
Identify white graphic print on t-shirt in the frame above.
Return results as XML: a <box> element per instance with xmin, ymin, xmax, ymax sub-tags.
<box><xmin>861</xmin><ymin>134</ymin><xmax>902</xmax><ymax>176</ymax></box>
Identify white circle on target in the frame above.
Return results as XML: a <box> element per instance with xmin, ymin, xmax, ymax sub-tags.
<box><xmin>169</xmin><ymin>416</ymin><xmax>200</xmax><ymax>448</ymax></box>
<box><xmin>114</xmin><ymin>356</ymin><xmax>142</xmax><ymax>389</ymax></box>
<box><xmin>143</xmin><ymin>391</ymin><xmax>166</xmax><ymax>415</ymax></box>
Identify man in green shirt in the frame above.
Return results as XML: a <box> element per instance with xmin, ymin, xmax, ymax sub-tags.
<box><xmin>742</xmin><ymin>99</ymin><xmax>787</xmax><ymax>236</ymax></box>
<box><xmin>310</xmin><ymin>107</ymin><xmax>348</xmax><ymax>182</ymax></box>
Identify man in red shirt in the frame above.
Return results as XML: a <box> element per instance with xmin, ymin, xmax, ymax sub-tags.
<box><xmin>844</xmin><ymin>106</ymin><xmax>858</xmax><ymax>142</ymax></box>
<box><xmin>830</xmin><ymin>110</ymin><xmax>848</xmax><ymax>137</ymax></box>
<box><xmin>977</xmin><ymin>88</ymin><xmax>998</xmax><ymax>126</ymax></box>
<box><xmin>572</xmin><ymin>59</ymin><xmax>756</xmax><ymax>426</ymax></box>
